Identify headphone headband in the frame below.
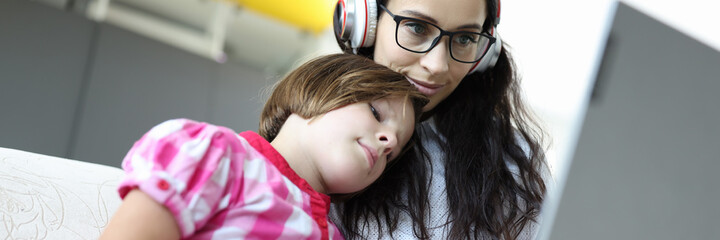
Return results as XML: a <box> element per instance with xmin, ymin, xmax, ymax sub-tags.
<box><xmin>334</xmin><ymin>0</ymin><xmax>502</xmax><ymax>73</ymax></box>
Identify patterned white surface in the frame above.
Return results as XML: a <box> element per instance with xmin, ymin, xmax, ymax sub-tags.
<box><xmin>0</xmin><ymin>147</ymin><xmax>124</xmax><ymax>239</ymax></box>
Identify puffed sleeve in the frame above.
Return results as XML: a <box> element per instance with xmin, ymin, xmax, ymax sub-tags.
<box><xmin>117</xmin><ymin>118</ymin><xmax>245</xmax><ymax>237</ymax></box>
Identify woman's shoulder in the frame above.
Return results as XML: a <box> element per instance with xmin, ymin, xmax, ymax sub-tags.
<box><xmin>506</xmin><ymin>129</ymin><xmax>555</xmax><ymax>188</ymax></box>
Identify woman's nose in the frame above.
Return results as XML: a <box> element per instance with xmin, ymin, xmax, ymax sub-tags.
<box><xmin>419</xmin><ymin>37</ymin><xmax>450</xmax><ymax>74</ymax></box>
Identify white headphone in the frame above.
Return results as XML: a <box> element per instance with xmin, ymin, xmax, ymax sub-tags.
<box><xmin>333</xmin><ymin>0</ymin><xmax>503</xmax><ymax>74</ymax></box>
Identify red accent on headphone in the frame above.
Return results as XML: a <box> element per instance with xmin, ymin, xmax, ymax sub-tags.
<box><xmin>341</xmin><ymin>0</ymin><xmax>347</xmax><ymax>35</ymax></box>
<box><xmin>497</xmin><ymin>1</ymin><xmax>501</xmax><ymax>17</ymax></box>
<box><xmin>360</xmin><ymin>1</ymin><xmax>369</xmax><ymax>47</ymax></box>
<box><xmin>496</xmin><ymin>0</ymin><xmax>502</xmax><ymax>24</ymax></box>
<box><xmin>469</xmin><ymin>58</ymin><xmax>482</xmax><ymax>73</ymax></box>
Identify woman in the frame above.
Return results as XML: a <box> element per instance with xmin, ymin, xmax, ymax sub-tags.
<box><xmin>331</xmin><ymin>0</ymin><xmax>549</xmax><ymax>239</ymax></box>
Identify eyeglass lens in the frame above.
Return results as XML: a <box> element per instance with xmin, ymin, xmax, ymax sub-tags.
<box><xmin>396</xmin><ymin>18</ymin><xmax>492</xmax><ymax>63</ymax></box>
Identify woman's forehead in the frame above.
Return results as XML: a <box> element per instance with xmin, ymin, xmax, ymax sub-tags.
<box><xmin>386</xmin><ymin>0</ymin><xmax>488</xmax><ymax>28</ymax></box>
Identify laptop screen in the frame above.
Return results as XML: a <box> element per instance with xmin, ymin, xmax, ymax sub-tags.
<box><xmin>538</xmin><ymin>2</ymin><xmax>720</xmax><ymax>240</ymax></box>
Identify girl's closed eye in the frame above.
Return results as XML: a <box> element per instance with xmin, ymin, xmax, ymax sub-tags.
<box><xmin>369</xmin><ymin>103</ymin><xmax>381</xmax><ymax>121</ymax></box>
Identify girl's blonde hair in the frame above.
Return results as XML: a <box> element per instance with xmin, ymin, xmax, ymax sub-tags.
<box><xmin>259</xmin><ymin>53</ymin><xmax>428</xmax><ymax>141</ymax></box>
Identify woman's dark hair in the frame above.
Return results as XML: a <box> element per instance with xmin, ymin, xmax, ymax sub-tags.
<box><xmin>333</xmin><ymin>0</ymin><xmax>548</xmax><ymax>239</ymax></box>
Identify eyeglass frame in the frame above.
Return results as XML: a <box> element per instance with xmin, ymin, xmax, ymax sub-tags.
<box><xmin>379</xmin><ymin>4</ymin><xmax>496</xmax><ymax>64</ymax></box>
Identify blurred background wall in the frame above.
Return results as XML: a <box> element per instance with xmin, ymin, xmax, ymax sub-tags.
<box><xmin>0</xmin><ymin>0</ymin><xmax>335</xmax><ymax>167</ymax></box>
<box><xmin>1</xmin><ymin>0</ymin><xmax>717</xmax><ymax>172</ymax></box>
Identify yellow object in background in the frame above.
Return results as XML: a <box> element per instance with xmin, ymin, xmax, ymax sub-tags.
<box><xmin>232</xmin><ymin>0</ymin><xmax>336</xmax><ymax>34</ymax></box>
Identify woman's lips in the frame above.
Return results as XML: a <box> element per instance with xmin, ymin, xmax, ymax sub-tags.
<box><xmin>359</xmin><ymin>141</ymin><xmax>378</xmax><ymax>169</ymax></box>
<box><xmin>406</xmin><ymin>77</ymin><xmax>443</xmax><ymax>96</ymax></box>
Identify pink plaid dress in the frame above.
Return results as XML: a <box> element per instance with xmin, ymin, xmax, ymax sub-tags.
<box><xmin>118</xmin><ymin>119</ymin><xmax>344</xmax><ymax>239</ymax></box>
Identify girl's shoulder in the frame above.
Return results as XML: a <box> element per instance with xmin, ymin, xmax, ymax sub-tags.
<box><xmin>134</xmin><ymin>118</ymin><xmax>247</xmax><ymax>159</ymax></box>
<box><xmin>140</xmin><ymin>118</ymin><xmax>241</xmax><ymax>147</ymax></box>
<box><xmin>118</xmin><ymin>118</ymin><xmax>252</xmax><ymax>236</ymax></box>
<box><xmin>119</xmin><ymin>118</ymin><xmax>250</xmax><ymax>198</ymax></box>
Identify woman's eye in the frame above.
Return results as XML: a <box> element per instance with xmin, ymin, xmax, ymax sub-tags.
<box><xmin>369</xmin><ymin>104</ymin><xmax>381</xmax><ymax>121</ymax></box>
<box><xmin>455</xmin><ymin>34</ymin><xmax>478</xmax><ymax>46</ymax></box>
<box><xmin>403</xmin><ymin>21</ymin><xmax>428</xmax><ymax>35</ymax></box>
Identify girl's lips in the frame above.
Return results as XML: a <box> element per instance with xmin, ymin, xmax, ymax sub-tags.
<box><xmin>406</xmin><ymin>77</ymin><xmax>443</xmax><ymax>96</ymax></box>
<box><xmin>359</xmin><ymin>141</ymin><xmax>378</xmax><ymax>169</ymax></box>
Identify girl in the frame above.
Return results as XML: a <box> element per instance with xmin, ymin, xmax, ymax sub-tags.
<box><xmin>332</xmin><ymin>0</ymin><xmax>550</xmax><ymax>239</ymax></box>
<box><xmin>100</xmin><ymin>53</ymin><xmax>428</xmax><ymax>240</ymax></box>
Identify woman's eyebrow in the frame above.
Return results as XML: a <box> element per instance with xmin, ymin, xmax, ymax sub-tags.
<box><xmin>398</xmin><ymin>10</ymin><xmax>483</xmax><ymax>30</ymax></box>
<box><xmin>398</xmin><ymin>10</ymin><xmax>438</xmax><ymax>24</ymax></box>
<box><xmin>457</xmin><ymin>23</ymin><xmax>483</xmax><ymax>31</ymax></box>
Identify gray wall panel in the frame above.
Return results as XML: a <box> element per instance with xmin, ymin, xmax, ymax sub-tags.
<box><xmin>0</xmin><ymin>0</ymin><xmax>94</xmax><ymax>157</ymax></box>
<box><xmin>1</xmin><ymin>1</ymin><xmax>279</xmax><ymax>168</ymax></box>
<box><xmin>71</xmin><ymin>24</ymin><xmax>217</xmax><ymax>166</ymax></box>
<box><xmin>211</xmin><ymin>60</ymin><xmax>278</xmax><ymax>134</ymax></box>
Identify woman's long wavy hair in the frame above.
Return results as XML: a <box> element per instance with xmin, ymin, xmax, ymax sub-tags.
<box><xmin>333</xmin><ymin>0</ymin><xmax>549</xmax><ymax>239</ymax></box>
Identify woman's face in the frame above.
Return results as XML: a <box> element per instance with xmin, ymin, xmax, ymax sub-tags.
<box><xmin>373</xmin><ymin>0</ymin><xmax>488</xmax><ymax>112</ymax></box>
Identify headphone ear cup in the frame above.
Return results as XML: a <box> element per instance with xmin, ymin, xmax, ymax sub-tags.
<box><xmin>361</xmin><ymin>0</ymin><xmax>378</xmax><ymax>48</ymax></box>
<box><xmin>333</xmin><ymin>0</ymin><xmax>352</xmax><ymax>43</ymax></box>
<box><xmin>333</xmin><ymin>0</ymin><xmax>378</xmax><ymax>50</ymax></box>
<box><xmin>469</xmin><ymin>29</ymin><xmax>502</xmax><ymax>74</ymax></box>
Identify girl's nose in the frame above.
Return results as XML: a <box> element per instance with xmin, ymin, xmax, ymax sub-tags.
<box><xmin>378</xmin><ymin>132</ymin><xmax>398</xmax><ymax>156</ymax></box>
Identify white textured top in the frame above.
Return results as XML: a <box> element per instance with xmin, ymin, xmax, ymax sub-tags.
<box><xmin>332</xmin><ymin>119</ymin><xmax>550</xmax><ymax>239</ymax></box>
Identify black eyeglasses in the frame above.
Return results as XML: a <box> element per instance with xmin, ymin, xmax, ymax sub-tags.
<box><xmin>379</xmin><ymin>4</ymin><xmax>496</xmax><ymax>63</ymax></box>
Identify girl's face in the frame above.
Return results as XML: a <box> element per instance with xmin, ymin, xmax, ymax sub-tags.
<box><xmin>373</xmin><ymin>0</ymin><xmax>488</xmax><ymax>112</ymax></box>
<box><xmin>303</xmin><ymin>97</ymin><xmax>415</xmax><ymax>194</ymax></box>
